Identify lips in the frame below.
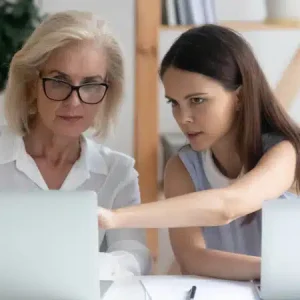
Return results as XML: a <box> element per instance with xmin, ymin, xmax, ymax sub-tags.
<box><xmin>58</xmin><ymin>116</ymin><xmax>83</xmax><ymax>121</ymax></box>
<box><xmin>187</xmin><ymin>132</ymin><xmax>202</xmax><ymax>137</ymax></box>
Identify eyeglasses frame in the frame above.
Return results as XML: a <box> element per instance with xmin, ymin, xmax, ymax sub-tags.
<box><xmin>40</xmin><ymin>77</ymin><xmax>109</xmax><ymax>105</ymax></box>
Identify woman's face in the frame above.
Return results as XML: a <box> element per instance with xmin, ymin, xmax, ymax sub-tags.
<box><xmin>34</xmin><ymin>41</ymin><xmax>108</xmax><ymax>138</ymax></box>
<box><xmin>162</xmin><ymin>67</ymin><xmax>240</xmax><ymax>151</ymax></box>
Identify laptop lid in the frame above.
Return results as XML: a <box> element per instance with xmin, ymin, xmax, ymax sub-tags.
<box><xmin>261</xmin><ymin>196</ymin><xmax>300</xmax><ymax>300</ymax></box>
<box><xmin>0</xmin><ymin>190</ymin><xmax>100</xmax><ymax>300</ymax></box>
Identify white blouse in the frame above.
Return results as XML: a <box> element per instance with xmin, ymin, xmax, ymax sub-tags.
<box><xmin>0</xmin><ymin>126</ymin><xmax>151</xmax><ymax>279</ymax></box>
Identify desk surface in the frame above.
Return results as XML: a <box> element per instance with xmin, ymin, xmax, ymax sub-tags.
<box><xmin>100</xmin><ymin>275</ymin><xmax>260</xmax><ymax>300</ymax></box>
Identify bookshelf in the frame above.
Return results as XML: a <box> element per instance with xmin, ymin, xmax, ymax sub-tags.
<box><xmin>134</xmin><ymin>0</ymin><xmax>300</xmax><ymax>258</ymax></box>
<box><xmin>161</xmin><ymin>21</ymin><xmax>300</xmax><ymax>31</ymax></box>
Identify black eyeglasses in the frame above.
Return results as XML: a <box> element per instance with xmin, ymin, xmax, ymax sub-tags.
<box><xmin>41</xmin><ymin>77</ymin><xmax>109</xmax><ymax>104</ymax></box>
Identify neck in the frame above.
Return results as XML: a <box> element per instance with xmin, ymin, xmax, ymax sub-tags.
<box><xmin>23</xmin><ymin>122</ymin><xmax>81</xmax><ymax>167</ymax></box>
<box><xmin>211</xmin><ymin>129</ymin><xmax>242</xmax><ymax>179</ymax></box>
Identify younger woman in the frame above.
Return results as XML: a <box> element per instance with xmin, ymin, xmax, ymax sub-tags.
<box><xmin>98</xmin><ymin>24</ymin><xmax>300</xmax><ymax>280</ymax></box>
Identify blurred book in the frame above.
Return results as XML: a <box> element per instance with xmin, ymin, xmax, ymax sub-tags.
<box><xmin>203</xmin><ymin>0</ymin><xmax>216</xmax><ymax>23</ymax></box>
<box><xmin>188</xmin><ymin>0</ymin><xmax>206</xmax><ymax>25</ymax></box>
<box><xmin>162</xmin><ymin>0</ymin><xmax>177</xmax><ymax>25</ymax></box>
<box><xmin>176</xmin><ymin>0</ymin><xmax>189</xmax><ymax>25</ymax></box>
<box><xmin>162</xmin><ymin>0</ymin><xmax>216</xmax><ymax>26</ymax></box>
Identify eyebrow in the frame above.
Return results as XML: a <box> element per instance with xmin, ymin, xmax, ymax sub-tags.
<box><xmin>165</xmin><ymin>92</ymin><xmax>208</xmax><ymax>101</ymax></box>
<box><xmin>184</xmin><ymin>92</ymin><xmax>208</xmax><ymax>99</ymax></box>
<box><xmin>165</xmin><ymin>95</ymin><xmax>176</xmax><ymax>102</ymax></box>
<box><xmin>46</xmin><ymin>70</ymin><xmax>104</xmax><ymax>81</ymax></box>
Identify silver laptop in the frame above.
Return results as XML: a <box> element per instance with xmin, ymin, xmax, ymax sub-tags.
<box><xmin>0</xmin><ymin>190</ymin><xmax>100</xmax><ymax>300</ymax></box>
<box><xmin>255</xmin><ymin>196</ymin><xmax>300</xmax><ymax>300</ymax></box>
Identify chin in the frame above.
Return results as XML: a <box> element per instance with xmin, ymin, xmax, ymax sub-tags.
<box><xmin>52</xmin><ymin>125</ymin><xmax>87</xmax><ymax>139</ymax></box>
<box><xmin>188</xmin><ymin>140</ymin><xmax>212</xmax><ymax>152</ymax></box>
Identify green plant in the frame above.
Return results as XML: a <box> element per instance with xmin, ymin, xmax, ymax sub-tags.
<box><xmin>0</xmin><ymin>0</ymin><xmax>45</xmax><ymax>92</ymax></box>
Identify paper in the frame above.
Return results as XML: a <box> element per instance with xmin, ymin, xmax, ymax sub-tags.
<box><xmin>100</xmin><ymin>276</ymin><xmax>259</xmax><ymax>300</ymax></box>
<box><xmin>140</xmin><ymin>276</ymin><xmax>258</xmax><ymax>300</ymax></box>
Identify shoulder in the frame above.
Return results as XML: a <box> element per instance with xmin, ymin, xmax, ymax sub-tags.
<box><xmin>0</xmin><ymin>126</ymin><xmax>22</xmax><ymax>164</ymax></box>
<box><xmin>98</xmin><ymin>144</ymin><xmax>135</xmax><ymax>170</ymax></box>
<box><xmin>260</xmin><ymin>132</ymin><xmax>296</xmax><ymax>164</ymax></box>
<box><xmin>84</xmin><ymin>136</ymin><xmax>137</xmax><ymax>179</ymax></box>
<box><xmin>0</xmin><ymin>125</ymin><xmax>17</xmax><ymax>141</ymax></box>
<box><xmin>164</xmin><ymin>154</ymin><xmax>195</xmax><ymax>197</ymax></box>
<box><xmin>262</xmin><ymin>132</ymin><xmax>287</xmax><ymax>153</ymax></box>
<box><xmin>166</xmin><ymin>145</ymin><xmax>199</xmax><ymax>176</ymax></box>
<box><xmin>177</xmin><ymin>144</ymin><xmax>200</xmax><ymax>165</ymax></box>
<box><xmin>165</xmin><ymin>154</ymin><xmax>188</xmax><ymax>176</ymax></box>
<box><xmin>257</xmin><ymin>134</ymin><xmax>297</xmax><ymax>184</ymax></box>
<box><xmin>165</xmin><ymin>152</ymin><xmax>194</xmax><ymax>185</ymax></box>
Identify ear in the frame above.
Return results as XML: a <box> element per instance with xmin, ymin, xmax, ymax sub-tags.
<box><xmin>27</xmin><ymin>76</ymin><xmax>39</xmax><ymax>101</ymax></box>
<box><xmin>235</xmin><ymin>85</ymin><xmax>242</xmax><ymax>95</ymax></box>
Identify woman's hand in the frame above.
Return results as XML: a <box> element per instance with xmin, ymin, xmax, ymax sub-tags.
<box><xmin>98</xmin><ymin>207</ymin><xmax>116</xmax><ymax>229</ymax></box>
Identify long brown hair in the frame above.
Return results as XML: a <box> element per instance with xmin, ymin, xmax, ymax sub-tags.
<box><xmin>159</xmin><ymin>24</ymin><xmax>300</xmax><ymax>224</ymax></box>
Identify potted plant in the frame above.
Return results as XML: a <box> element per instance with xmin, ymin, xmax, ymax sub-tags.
<box><xmin>0</xmin><ymin>0</ymin><xmax>44</xmax><ymax>92</ymax></box>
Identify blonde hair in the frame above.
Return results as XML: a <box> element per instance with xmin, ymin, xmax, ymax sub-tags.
<box><xmin>5</xmin><ymin>10</ymin><xmax>124</xmax><ymax>138</ymax></box>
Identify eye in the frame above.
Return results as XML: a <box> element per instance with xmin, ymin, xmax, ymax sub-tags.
<box><xmin>190</xmin><ymin>97</ymin><xmax>205</xmax><ymax>104</ymax></box>
<box><xmin>166</xmin><ymin>99</ymin><xmax>178</xmax><ymax>107</ymax></box>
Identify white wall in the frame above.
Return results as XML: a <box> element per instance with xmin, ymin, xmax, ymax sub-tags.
<box><xmin>0</xmin><ymin>0</ymin><xmax>135</xmax><ymax>156</ymax></box>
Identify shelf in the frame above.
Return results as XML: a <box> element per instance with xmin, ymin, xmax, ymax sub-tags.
<box><xmin>161</xmin><ymin>21</ymin><xmax>300</xmax><ymax>32</ymax></box>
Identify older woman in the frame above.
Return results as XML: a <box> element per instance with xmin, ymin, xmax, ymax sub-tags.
<box><xmin>1</xmin><ymin>10</ymin><xmax>151</xmax><ymax>278</ymax></box>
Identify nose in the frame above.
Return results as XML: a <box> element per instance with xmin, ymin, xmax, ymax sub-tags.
<box><xmin>64</xmin><ymin>90</ymin><xmax>81</xmax><ymax>107</ymax></box>
<box><xmin>177</xmin><ymin>107</ymin><xmax>193</xmax><ymax>125</ymax></box>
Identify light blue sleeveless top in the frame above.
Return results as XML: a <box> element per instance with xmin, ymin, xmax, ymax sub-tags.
<box><xmin>178</xmin><ymin>133</ymin><xmax>296</xmax><ymax>256</ymax></box>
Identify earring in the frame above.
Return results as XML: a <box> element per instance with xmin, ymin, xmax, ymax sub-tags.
<box><xmin>28</xmin><ymin>99</ymin><xmax>38</xmax><ymax>115</ymax></box>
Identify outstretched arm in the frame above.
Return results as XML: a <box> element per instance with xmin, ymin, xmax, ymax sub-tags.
<box><xmin>99</xmin><ymin>140</ymin><xmax>296</xmax><ymax>229</ymax></box>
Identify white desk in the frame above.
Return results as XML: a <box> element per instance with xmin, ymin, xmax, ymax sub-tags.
<box><xmin>100</xmin><ymin>275</ymin><xmax>260</xmax><ymax>300</ymax></box>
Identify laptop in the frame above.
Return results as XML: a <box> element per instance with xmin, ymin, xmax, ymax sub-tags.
<box><xmin>0</xmin><ymin>190</ymin><xmax>100</xmax><ymax>300</ymax></box>
<box><xmin>254</xmin><ymin>196</ymin><xmax>300</xmax><ymax>300</ymax></box>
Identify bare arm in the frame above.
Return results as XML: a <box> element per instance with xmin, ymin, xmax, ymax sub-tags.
<box><xmin>166</xmin><ymin>156</ymin><xmax>260</xmax><ymax>281</ymax></box>
<box><xmin>100</xmin><ymin>140</ymin><xmax>296</xmax><ymax>228</ymax></box>
<box><xmin>170</xmin><ymin>227</ymin><xmax>260</xmax><ymax>281</ymax></box>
